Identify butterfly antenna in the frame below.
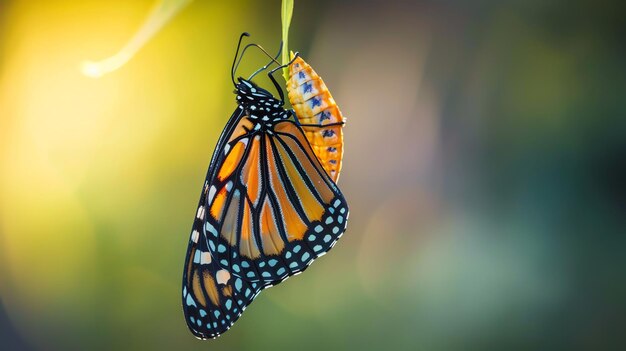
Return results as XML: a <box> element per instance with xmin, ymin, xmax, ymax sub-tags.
<box><xmin>231</xmin><ymin>32</ymin><xmax>250</xmax><ymax>86</ymax></box>
<box><xmin>248</xmin><ymin>41</ymin><xmax>283</xmax><ymax>80</ymax></box>
<box><xmin>233</xmin><ymin>43</ymin><xmax>282</xmax><ymax>82</ymax></box>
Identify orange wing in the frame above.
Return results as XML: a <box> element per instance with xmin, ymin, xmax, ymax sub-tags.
<box><xmin>287</xmin><ymin>54</ymin><xmax>345</xmax><ymax>183</ymax></box>
<box><xmin>202</xmin><ymin>116</ymin><xmax>348</xmax><ymax>285</ymax></box>
<box><xmin>183</xmin><ymin>109</ymin><xmax>263</xmax><ymax>339</ymax></box>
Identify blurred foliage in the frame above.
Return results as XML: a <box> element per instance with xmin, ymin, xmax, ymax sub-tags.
<box><xmin>0</xmin><ymin>0</ymin><xmax>624</xmax><ymax>350</ymax></box>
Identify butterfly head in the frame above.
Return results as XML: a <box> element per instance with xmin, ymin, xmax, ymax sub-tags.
<box><xmin>235</xmin><ymin>78</ymin><xmax>284</xmax><ymax>113</ymax></box>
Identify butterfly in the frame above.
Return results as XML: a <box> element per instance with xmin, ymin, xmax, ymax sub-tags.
<box><xmin>182</xmin><ymin>33</ymin><xmax>349</xmax><ymax>339</ymax></box>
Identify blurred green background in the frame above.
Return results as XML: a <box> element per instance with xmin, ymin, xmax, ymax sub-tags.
<box><xmin>1</xmin><ymin>0</ymin><xmax>625</xmax><ymax>350</ymax></box>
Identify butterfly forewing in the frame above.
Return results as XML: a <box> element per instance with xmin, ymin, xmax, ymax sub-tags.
<box><xmin>182</xmin><ymin>111</ymin><xmax>264</xmax><ymax>338</ymax></box>
<box><xmin>182</xmin><ymin>226</ymin><xmax>262</xmax><ymax>339</ymax></box>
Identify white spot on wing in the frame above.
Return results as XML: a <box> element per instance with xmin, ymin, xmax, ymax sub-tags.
<box><xmin>216</xmin><ymin>269</ymin><xmax>231</xmax><ymax>285</ymax></box>
<box><xmin>208</xmin><ymin>186</ymin><xmax>217</xmax><ymax>204</ymax></box>
<box><xmin>196</xmin><ymin>206</ymin><xmax>205</xmax><ymax>219</ymax></box>
<box><xmin>200</xmin><ymin>251</ymin><xmax>212</xmax><ymax>264</ymax></box>
<box><xmin>191</xmin><ymin>230</ymin><xmax>200</xmax><ymax>243</ymax></box>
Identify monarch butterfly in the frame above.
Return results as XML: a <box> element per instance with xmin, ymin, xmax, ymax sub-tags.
<box><xmin>287</xmin><ymin>54</ymin><xmax>345</xmax><ymax>182</ymax></box>
<box><xmin>182</xmin><ymin>33</ymin><xmax>349</xmax><ymax>339</ymax></box>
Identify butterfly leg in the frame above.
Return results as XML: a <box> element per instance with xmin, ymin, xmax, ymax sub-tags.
<box><xmin>267</xmin><ymin>53</ymin><xmax>301</xmax><ymax>104</ymax></box>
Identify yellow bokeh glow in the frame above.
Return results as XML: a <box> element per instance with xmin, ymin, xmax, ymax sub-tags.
<box><xmin>80</xmin><ymin>0</ymin><xmax>193</xmax><ymax>78</ymax></box>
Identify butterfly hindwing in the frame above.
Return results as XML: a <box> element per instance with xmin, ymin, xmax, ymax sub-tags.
<box><xmin>203</xmin><ymin>117</ymin><xmax>348</xmax><ymax>285</ymax></box>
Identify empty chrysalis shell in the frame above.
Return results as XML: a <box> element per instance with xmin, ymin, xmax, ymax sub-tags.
<box><xmin>287</xmin><ymin>53</ymin><xmax>345</xmax><ymax>183</ymax></box>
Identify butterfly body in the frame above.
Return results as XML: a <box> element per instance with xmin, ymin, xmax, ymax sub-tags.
<box><xmin>235</xmin><ymin>78</ymin><xmax>291</xmax><ymax>127</ymax></box>
<box><xmin>183</xmin><ymin>69</ymin><xmax>348</xmax><ymax>339</ymax></box>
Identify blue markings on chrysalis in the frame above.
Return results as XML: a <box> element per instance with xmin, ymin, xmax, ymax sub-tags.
<box><xmin>322</xmin><ymin>130</ymin><xmax>335</xmax><ymax>137</ymax></box>
<box><xmin>310</xmin><ymin>97</ymin><xmax>321</xmax><ymax>108</ymax></box>
<box><xmin>303</xmin><ymin>82</ymin><xmax>312</xmax><ymax>93</ymax></box>
<box><xmin>301</xmin><ymin>252</ymin><xmax>310</xmax><ymax>262</ymax></box>
<box><xmin>320</xmin><ymin>111</ymin><xmax>331</xmax><ymax>122</ymax></box>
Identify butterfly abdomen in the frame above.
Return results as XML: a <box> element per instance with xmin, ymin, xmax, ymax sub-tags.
<box><xmin>287</xmin><ymin>55</ymin><xmax>345</xmax><ymax>183</ymax></box>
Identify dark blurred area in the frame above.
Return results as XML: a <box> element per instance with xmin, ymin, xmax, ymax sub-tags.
<box><xmin>0</xmin><ymin>0</ymin><xmax>624</xmax><ymax>350</ymax></box>
<box><xmin>0</xmin><ymin>301</ymin><xmax>31</xmax><ymax>351</ymax></box>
